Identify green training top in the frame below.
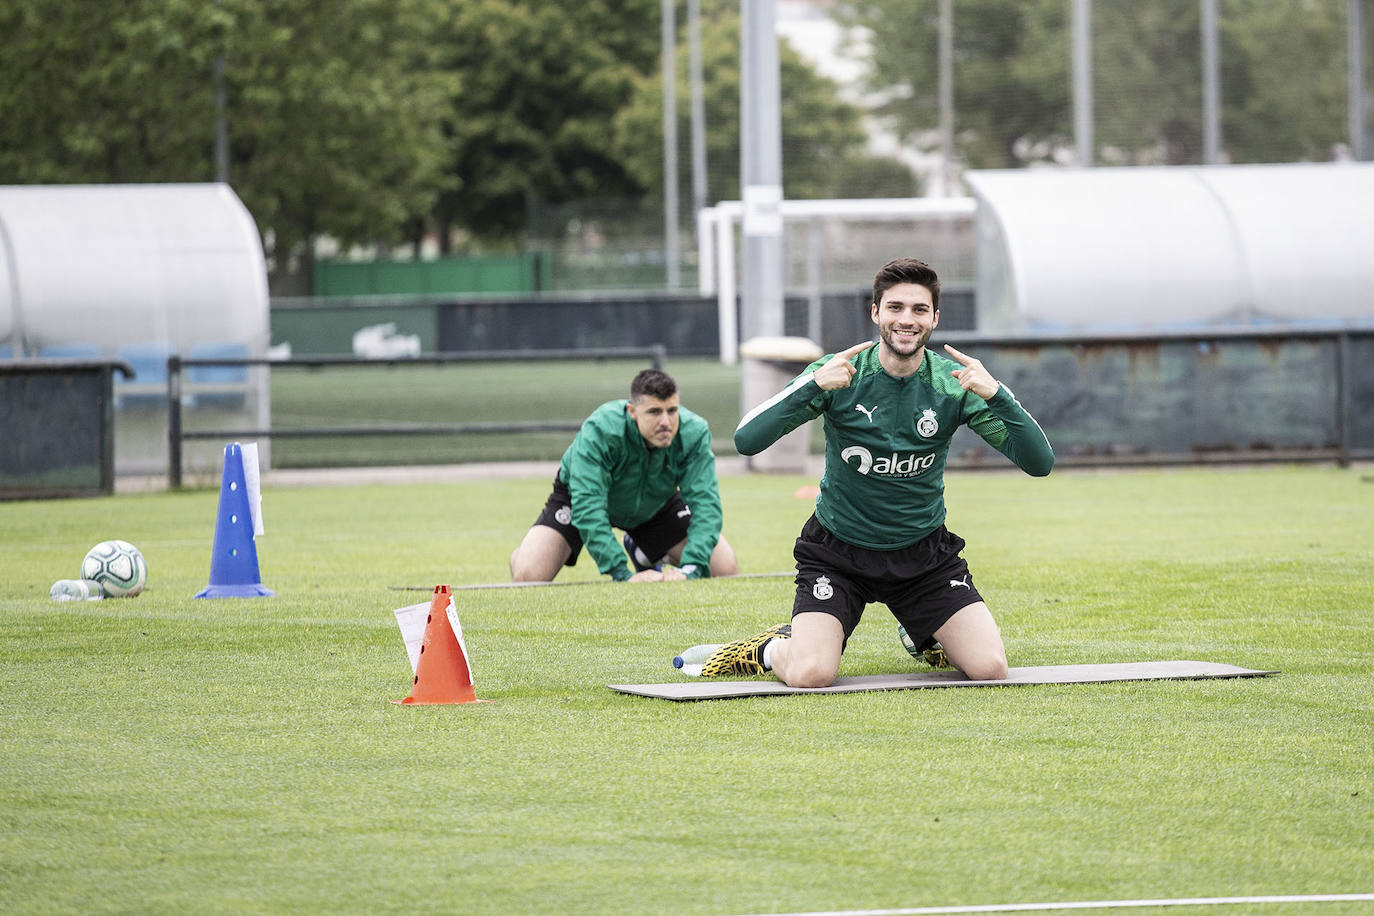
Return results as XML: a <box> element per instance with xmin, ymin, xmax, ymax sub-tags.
<box><xmin>734</xmin><ymin>345</ymin><xmax>1054</xmax><ymax>550</ymax></box>
<box><xmin>558</xmin><ymin>400</ymin><xmax>722</xmax><ymax>581</ymax></box>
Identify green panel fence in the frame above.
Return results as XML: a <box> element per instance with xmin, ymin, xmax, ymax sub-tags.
<box><xmin>313</xmin><ymin>252</ymin><xmax>548</xmax><ymax>297</ymax></box>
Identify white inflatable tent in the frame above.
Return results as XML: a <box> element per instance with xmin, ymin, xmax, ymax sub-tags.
<box><xmin>0</xmin><ymin>183</ymin><xmax>271</xmax><ymax>478</ymax></box>
<box><xmin>966</xmin><ymin>162</ymin><xmax>1374</xmax><ymax>332</ymax></box>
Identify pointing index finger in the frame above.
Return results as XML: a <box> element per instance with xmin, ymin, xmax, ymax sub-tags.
<box><xmin>943</xmin><ymin>343</ymin><xmax>972</xmax><ymax>365</ymax></box>
<box><xmin>837</xmin><ymin>340</ymin><xmax>875</xmax><ymax>360</ymax></box>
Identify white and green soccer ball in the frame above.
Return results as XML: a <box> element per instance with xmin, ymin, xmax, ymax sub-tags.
<box><xmin>81</xmin><ymin>540</ymin><xmax>148</xmax><ymax>597</ymax></box>
<box><xmin>897</xmin><ymin>623</ymin><xmax>922</xmax><ymax>659</ymax></box>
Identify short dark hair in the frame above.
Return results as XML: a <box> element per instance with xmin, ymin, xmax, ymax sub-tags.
<box><xmin>873</xmin><ymin>257</ymin><xmax>941</xmax><ymax>310</ymax></box>
<box><xmin>630</xmin><ymin>368</ymin><xmax>677</xmax><ymax>402</ymax></box>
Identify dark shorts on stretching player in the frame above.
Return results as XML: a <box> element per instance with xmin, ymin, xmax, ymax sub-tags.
<box><xmin>791</xmin><ymin>514</ymin><xmax>982</xmax><ymax>646</ymax></box>
<box><xmin>532</xmin><ymin>476</ymin><xmax>693</xmax><ymax>568</ymax></box>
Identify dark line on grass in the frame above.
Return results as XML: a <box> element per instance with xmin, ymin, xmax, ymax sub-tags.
<box><xmin>387</xmin><ymin>571</ymin><xmax>796</xmax><ymax>591</ymax></box>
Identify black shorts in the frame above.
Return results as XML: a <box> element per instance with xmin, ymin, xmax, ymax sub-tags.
<box><xmin>532</xmin><ymin>476</ymin><xmax>693</xmax><ymax>568</ymax></box>
<box><xmin>791</xmin><ymin>514</ymin><xmax>982</xmax><ymax>646</ymax></box>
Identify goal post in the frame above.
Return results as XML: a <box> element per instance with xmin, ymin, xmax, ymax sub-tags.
<box><xmin>697</xmin><ymin>197</ymin><xmax>977</xmax><ymax>364</ymax></box>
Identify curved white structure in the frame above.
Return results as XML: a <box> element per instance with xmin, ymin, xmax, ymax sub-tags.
<box><xmin>967</xmin><ymin>163</ymin><xmax>1374</xmax><ymax>331</ymax></box>
<box><xmin>0</xmin><ymin>183</ymin><xmax>271</xmax><ymax>478</ymax></box>
<box><xmin>0</xmin><ymin>183</ymin><xmax>268</xmax><ymax>356</ymax></box>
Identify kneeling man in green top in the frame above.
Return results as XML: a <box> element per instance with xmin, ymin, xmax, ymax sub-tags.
<box><xmin>703</xmin><ymin>257</ymin><xmax>1054</xmax><ymax>684</ymax></box>
<box><xmin>510</xmin><ymin>368</ymin><xmax>740</xmax><ymax>583</ymax></box>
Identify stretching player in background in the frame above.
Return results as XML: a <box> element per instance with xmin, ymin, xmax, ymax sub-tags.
<box><xmin>510</xmin><ymin>368</ymin><xmax>740</xmax><ymax>583</ymax></box>
<box><xmin>701</xmin><ymin>257</ymin><xmax>1053</xmax><ymax>685</ymax></box>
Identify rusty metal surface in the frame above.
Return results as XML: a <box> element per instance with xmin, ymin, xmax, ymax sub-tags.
<box><xmin>931</xmin><ymin>328</ymin><xmax>1372</xmax><ymax>465</ymax></box>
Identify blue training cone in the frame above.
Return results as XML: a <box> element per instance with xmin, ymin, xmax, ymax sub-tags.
<box><xmin>194</xmin><ymin>442</ymin><xmax>274</xmax><ymax>598</ymax></box>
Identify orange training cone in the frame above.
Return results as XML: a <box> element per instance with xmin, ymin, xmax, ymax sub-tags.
<box><xmin>392</xmin><ymin>585</ymin><xmax>489</xmax><ymax>705</ymax></box>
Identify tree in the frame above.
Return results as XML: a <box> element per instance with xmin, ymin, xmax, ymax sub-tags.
<box><xmin>836</xmin><ymin>0</ymin><xmax>1069</xmax><ymax>170</ymax></box>
<box><xmin>226</xmin><ymin>0</ymin><xmax>455</xmax><ymax>259</ymax></box>
<box><xmin>611</xmin><ymin>1</ymin><xmax>918</xmax><ymax>212</ymax></box>
<box><xmin>0</xmin><ymin>0</ymin><xmax>221</xmax><ymax>184</ymax></box>
<box><xmin>1085</xmin><ymin>0</ymin><xmax>1204</xmax><ymax>165</ymax></box>
<box><xmin>1218</xmin><ymin>0</ymin><xmax>1350</xmax><ymax>163</ymax></box>
<box><xmin>1069</xmin><ymin>0</ymin><xmax>1354</xmax><ymax>165</ymax></box>
<box><xmin>836</xmin><ymin>0</ymin><xmax>1357</xmax><ymax>172</ymax></box>
<box><xmin>430</xmin><ymin>0</ymin><xmax>663</xmax><ymax>249</ymax></box>
<box><xmin>0</xmin><ymin>0</ymin><xmax>454</xmax><ymax>261</ymax></box>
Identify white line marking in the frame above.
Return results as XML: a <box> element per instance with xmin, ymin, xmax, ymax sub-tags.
<box><xmin>742</xmin><ymin>893</ymin><xmax>1374</xmax><ymax>916</ymax></box>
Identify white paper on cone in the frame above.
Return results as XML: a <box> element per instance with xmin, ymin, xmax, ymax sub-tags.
<box><xmin>240</xmin><ymin>441</ymin><xmax>265</xmax><ymax>536</ymax></box>
<box><xmin>393</xmin><ymin>601</ymin><xmax>430</xmax><ymax>674</ymax></box>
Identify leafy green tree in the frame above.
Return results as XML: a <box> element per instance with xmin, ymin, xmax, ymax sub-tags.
<box><xmin>836</xmin><ymin>0</ymin><xmax>1069</xmax><ymax>170</ymax></box>
<box><xmin>1093</xmin><ymin>0</ymin><xmax>1352</xmax><ymax>165</ymax></box>
<box><xmin>226</xmin><ymin>0</ymin><xmax>455</xmax><ymax>258</ymax></box>
<box><xmin>612</xmin><ymin>2</ymin><xmax>918</xmax><ymax>211</ymax></box>
<box><xmin>1217</xmin><ymin>0</ymin><xmax>1350</xmax><ymax>163</ymax></box>
<box><xmin>431</xmin><ymin>0</ymin><xmax>663</xmax><ymax>248</ymax></box>
<box><xmin>0</xmin><ymin>0</ymin><xmax>221</xmax><ymax>184</ymax></box>
<box><xmin>837</xmin><ymin>0</ymin><xmax>1357</xmax><ymax>171</ymax></box>
<box><xmin>0</xmin><ymin>0</ymin><xmax>453</xmax><ymax>260</ymax></box>
<box><xmin>1086</xmin><ymin>0</ymin><xmax>1203</xmax><ymax>164</ymax></box>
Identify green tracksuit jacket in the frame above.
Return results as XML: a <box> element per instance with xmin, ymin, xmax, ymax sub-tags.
<box><xmin>735</xmin><ymin>345</ymin><xmax>1054</xmax><ymax>550</ymax></box>
<box><xmin>558</xmin><ymin>401</ymin><xmax>723</xmax><ymax>580</ymax></box>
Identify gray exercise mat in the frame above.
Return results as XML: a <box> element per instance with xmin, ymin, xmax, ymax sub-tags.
<box><xmin>609</xmin><ymin>660</ymin><xmax>1278</xmax><ymax>701</ymax></box>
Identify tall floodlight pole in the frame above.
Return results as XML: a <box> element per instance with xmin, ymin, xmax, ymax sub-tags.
<box><xmin>662</xmin><ymin>0</ymin><xmax>681</xmax><ymax>289</ymax></box>
<box><xmin>1351</xmin><ymin>0</ymin><xmax>1368</xmax><ymax>161</ymax></box>
<box><xmin>1201</xmin><ymin>0</ymin><xmax>1221</xmax><ymax>164</ymax></box>
<box><xmin>938</xmin><ymin>0</ymin><xmax>955</xmax><ymax>193</ymax></box>
<box><xmin>740</xmin><ymin>0</ymin><xmax>785</xmax><ymax>340</ymax></box>
<box><xmin>689</xmin><ymin>0</ymin><xmax>709</xmax><ymax>213</ymax></box>
<box><xmin>1072</xmin><ymin>0</ymin><xmax>1093</xmax><ymax>166</ymax></box>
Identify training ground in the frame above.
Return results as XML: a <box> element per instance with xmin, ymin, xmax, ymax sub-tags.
<box><xmin>2</xmin><ymin>461</ymin><xmax>1371</xmax><ymax>914</ymax></box>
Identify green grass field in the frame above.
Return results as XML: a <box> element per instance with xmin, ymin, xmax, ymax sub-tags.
<box><xmin>2</xmin><ymin>465</ymin><xmax>1372</xmax><ymax>915</ymax></box>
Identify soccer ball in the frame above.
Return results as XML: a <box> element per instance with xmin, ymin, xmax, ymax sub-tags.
<box><xmin>81</xmin><ymin>540</ymin><xmax>148</xmax><ymax>597</ymax></box>
<box><xmin>898</xmin><ymin>623</ymin><xmax>923</xmax><ymax>659</ymax></box>
<box><xmin>899</xmin><ymin>623</ymin><xmax>951</xmax><ymax>669</ymax></box>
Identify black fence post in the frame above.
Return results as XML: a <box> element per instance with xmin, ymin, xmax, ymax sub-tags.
<box><xmin>1336</xmin><ymin>332</ymin><xmax>1351</xmax><ymax>468</ymax></box>
<box><xmin>168</xmin><ymin>355</ymin><xmax>183</xmax><ymax>489</ymax></box>
<box><xmin>99</xmin><ymin>363</ymin><xmax>117</xmax><ymax>494</ymax></box>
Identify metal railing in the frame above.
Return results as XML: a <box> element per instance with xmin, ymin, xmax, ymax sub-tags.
<box><xmin>166</xmin><ymin>345</ymin><xmax>666</xmax><ymax>488</ymax></box>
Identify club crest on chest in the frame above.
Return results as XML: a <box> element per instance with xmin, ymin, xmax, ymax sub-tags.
<box><xmin>916</xmin><ymin>408</ymin><xmax>939</xmax><ymax>438</ymax></box>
